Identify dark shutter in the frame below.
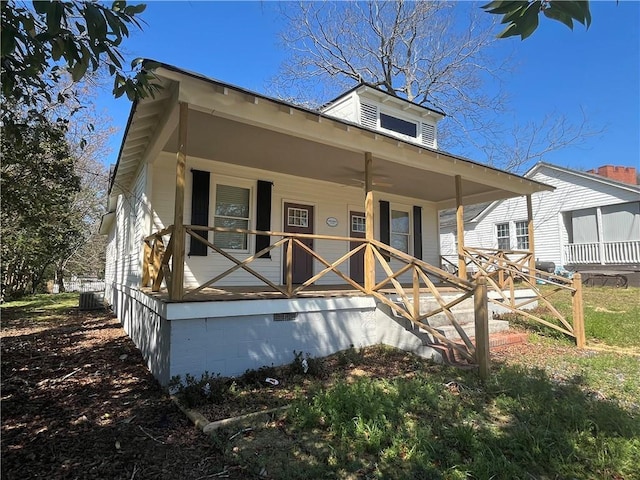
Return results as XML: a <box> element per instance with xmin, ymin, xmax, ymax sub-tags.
<box><xmin>189</xmin><ymin>170</ymin><xmax>210</xmax><ymax>256</ymax></box>
<box><xmin>413</xmin><ymin>206</ymin><xmax>422</xmax><ymax>260</ymax></box>
<box><xmin>379</xmin><ymin>200</ymin><xmax>390</xmax><ymax>261</ymax></box>
<box><xmin>255</xmin><ymin>180</ymin><xmax>273</xmax><ymax>258</ymax></box>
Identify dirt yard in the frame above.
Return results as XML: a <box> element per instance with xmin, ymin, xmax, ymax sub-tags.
<box><xmin>0</xmin><ymin>301</ymin><xmax>574</xmax><ymax>479</ymax></box>
<box><xmin>1</xmin><ymin>308</ymin><xmax>233</xmax><ymax>480</ymax></box>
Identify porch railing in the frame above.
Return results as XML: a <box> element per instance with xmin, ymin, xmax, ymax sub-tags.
<box><xmin>462</xmin><ymin>246</ymin><xmax>585</xmax><ymax>347</ymax></box>
<box><xmin>143</xmin><ymin>225</ymin><xmax>490</xmax><ymax>367</ymax></box>
<box><xmin>142</xmin><ymin>226</ymin><xmax>586</xmax><ymax>375</ymax></box>
<box><xmin>564</xmin><ymin>240</ymin><xmax>640</xmax><ymax>265</ymax></box>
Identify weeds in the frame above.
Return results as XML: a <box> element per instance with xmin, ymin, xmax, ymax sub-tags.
<box><xmin>168</xmin><ymin>372</ymin><xmax>229</xmax><ymax>408</ymax></box>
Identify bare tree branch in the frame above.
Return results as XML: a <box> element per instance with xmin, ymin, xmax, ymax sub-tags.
<box><xmin>271</xmin><ymin>1</ymin><xmax>601</xmax><ymax>172</ymax></box>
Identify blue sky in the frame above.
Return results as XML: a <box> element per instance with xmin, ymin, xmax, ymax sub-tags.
<box><xmin>99</xmin><ymin>1</ymin><xmax>640</xmax><ymax>173</ymax></box>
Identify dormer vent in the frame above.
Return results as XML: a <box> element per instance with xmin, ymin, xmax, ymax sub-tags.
<box><xmin>360</xmin><ymin>102</ymin><xmax>378</xmax><ymax>129</ymax></box>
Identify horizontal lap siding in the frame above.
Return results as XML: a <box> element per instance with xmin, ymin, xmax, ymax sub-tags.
<box><xmin>151</xmin><ymin>152</ymin><xmax>441</xmax><ymax>288</ymax></box>
<box><xmin>467</xmin><ymin>166</ymin><xmax>640</xmax><ymax>267</ymax></box>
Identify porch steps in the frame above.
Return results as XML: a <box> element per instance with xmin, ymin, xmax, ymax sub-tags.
<box><xmin>385</xmin><ymin>291</ymin><xmax>510</xmax><ymax>342</ymax></box>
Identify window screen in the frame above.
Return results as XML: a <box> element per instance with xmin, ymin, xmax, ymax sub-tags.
<box><xmin>391</xmin><ymin>209</ymin><xmax>410</xmax><ymax>253</ymax></box>
<box><xmin>214</xmin><ymin>184</ymin><xmax>250</xmax><ymax>250</ymax></box>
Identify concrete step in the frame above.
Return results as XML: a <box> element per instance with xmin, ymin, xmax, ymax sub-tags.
<box><xmin>431</xmin><ymin>319</ymin><xmax>509</xmax><ymax>341</ymax></box>
<box><xmin>387</xmin><ymin>293</ymin><xmax>475</xmax><ymax>327</ymax></box>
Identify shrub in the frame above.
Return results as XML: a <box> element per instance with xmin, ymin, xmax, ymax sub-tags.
<box><xmin>168</xmin><ymin>371</ymin><xmax>229</xmax><ymax>408</ymax></box>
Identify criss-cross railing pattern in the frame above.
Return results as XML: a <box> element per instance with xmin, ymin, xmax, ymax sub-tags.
<box><xmin>142</xmin><ymin>225</ymin><xmax>488</xmax><ymax>363</ymax></box>
<box><xmin>463</xmin><ymin>247</ymin><xmax>585</xmax><ymax>345</ymax></box>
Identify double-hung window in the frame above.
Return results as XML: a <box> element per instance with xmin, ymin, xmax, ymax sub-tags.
<box><xmin>213</xmin><ymin>184</ymin><xmax>250</xmax><ymax>250</ymax></box>
<box><xmin>515</xmin><ymin>221</ymin><xmax>529</xmax><ymax>250</ymax></box>
<box><xmin>391</xmin><ymin>209</ymin><xmax>410</xmax><ymax>253</ymax></box>
<box><xmin>496</xmin><ymin>222</ymin><xmax>510</xmax><ymax>250</ymax></box>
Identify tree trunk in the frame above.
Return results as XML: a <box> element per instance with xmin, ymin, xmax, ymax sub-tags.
<box><xmin>56</xmin><ymin>264</ymin><xmax>66</xmax><ymax>293</ymax></box>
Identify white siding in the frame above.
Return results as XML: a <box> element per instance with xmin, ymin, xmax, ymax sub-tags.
<box><xmin>322</xmin><ymin>93</ymin><xmax>357</xmax><ymax>123</ymax></box>
<box><xmin>150</xmin><ymin>152</ymin><xmax>441</xmax><ymax>289</ymax></box>
<box><xmin>441</xmin><ymin>165</ymin><xmax>640</xmax><ymax>267</ymax></box>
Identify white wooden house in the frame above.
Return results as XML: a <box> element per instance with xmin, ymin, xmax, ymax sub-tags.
<box><xmin>440</xmin><ymin>162</ymin><xmax>640</xmax><ymax>275</ymax></box>
<box><xmin>101</xmin><ymin>61</ymin><xmax>557</xmax><ymax>385</ymax></box>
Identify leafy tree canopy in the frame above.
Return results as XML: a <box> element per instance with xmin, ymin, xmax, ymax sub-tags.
<box><xmin>1</xmin><ymin>113</ymin><xmax>82</xmax><ymax>298</ymax></box>
<box><xmin>482</xmin><ymin>0</ymin><xmax>591</xmax><ymax>40</ymax></box>
<box><xmin>1</xmin><ymin>0</ymin><xmax>160</xmax><ymax>120</ymax></box>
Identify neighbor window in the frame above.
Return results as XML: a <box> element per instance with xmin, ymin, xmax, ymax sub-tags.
<box><xmin>380</xmin><ymin>112</ymin><xmax>417</xmax><ymax>138</ymax></box>
<box><xmin>391</xmin><ymin>209</ymin><xmax>410</xmax><ymax>253</ymax></box>
<box><xmin>515</xmin><ymin>221</ymin><xmax>529</xmax><ymax>250</ymax></box>
<box><xmin>213</xmin><ymin>184</ymin><xmax>250</xmax><ymax>250</ymax></box>
<box><xmin>496</xmin><ymin>222</ymin><xmax>510</xmax><ymax>250</ymax></box>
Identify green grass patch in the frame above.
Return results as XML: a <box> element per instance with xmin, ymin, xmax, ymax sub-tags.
<box><xmin>508</xmin><ymin>286</ymin><xmax>640</xmax><ymax>349</ymax></box>
<box><xmin>219</xmin><ymin>361</ymin><xmax>639</xmax><ymax>479</ymax></box>
<box><xmin>1</xmin><ymin>293</ymin><xmax>79</xmax><ymax>321</ymax></box>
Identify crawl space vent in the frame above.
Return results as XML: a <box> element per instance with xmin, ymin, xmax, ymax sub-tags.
<box><xmin>273</xmin><ymin>312</ymin><xmax>298</xmax><ymax>322</ymax></box>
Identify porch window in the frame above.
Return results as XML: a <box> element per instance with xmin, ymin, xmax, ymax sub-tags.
<box><xmin>496</xmin><ymin>222</ymin><xmax>510</xmax><ymax>250</ymax></box>
<box><xmin>391</xmin><ymin>209</ymin><xmax>410</xmax><ymax>253</ymax></box>
<box><xmin>214</xmin><ymin>184</ymin><xmax>250</xmax><ymax>250</ymax></box>
<box><xmin>515</xmin><ymin>221</ymin><xmax>529</xmax><ymax>250</ymax></box>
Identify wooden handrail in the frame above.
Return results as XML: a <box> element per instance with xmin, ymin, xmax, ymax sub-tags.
<box><xmin>460</xmin><ymin>245</ymin><xmax>583</xmax><ymax>344</ymax></box>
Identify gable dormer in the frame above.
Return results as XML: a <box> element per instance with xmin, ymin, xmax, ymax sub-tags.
<box><xmin>321</xmin><ymin>84</ymin><xmax>445</xmax><ymax>149</ymax></box>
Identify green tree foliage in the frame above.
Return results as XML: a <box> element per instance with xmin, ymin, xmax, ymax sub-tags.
<box><xmin>482</xmin><ymin>1</ymin><xmax>591</xmax><ymax>40</ymax></box>
<box><xmin>1</xmin><ymin>0</ymin><xmax>159</xmax><ymax>116</ymax></box>
<box><xmin>1</xmin><ymin>114</ymin><xmax>82</xmax><ymax>298</ymax></box>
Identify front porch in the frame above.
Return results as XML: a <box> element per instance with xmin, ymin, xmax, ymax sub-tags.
<box><xmin>135</xmin><ymin>224</ymin><xmax>586</xmax><ymax>384</ymax></box>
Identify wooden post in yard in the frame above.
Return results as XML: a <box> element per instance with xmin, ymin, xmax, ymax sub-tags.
<box><xmin>170</xmin><ymin>102</ymin><xmax>188</xmax><ymax>301</ymax></box>
<box><xmin>455</xmin><ymin>175</ymin><xmax>467</xmax><ymax>280</ymax></box>
<box><xmin>526</xmin><ymin>194</ymin><xmax>537</xmax><ymax>279</ymax></box>
<box><xmin>474</xmin><ymin>276</ymin><xmax>490</xmax><ymax>380</ymax></box>
<box><xmin>364</xmin><ymin>152</ymin><xmax>375</xmax><ymax>294</ymax></box>
<box><xmin>572</xmin><ymin>273</ymin><xmax>586</xmax><ymax>348</ymax></box>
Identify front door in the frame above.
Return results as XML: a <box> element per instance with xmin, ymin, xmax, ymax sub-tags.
<box><xmin>349</xmin><ymin>211</ymin><xmax>366</xmax><ymax>284</ymax></box>
<box><xmin>283</xmin><ymin>202</ymin><xmax>314</xmax><ymax>284</ymax></box>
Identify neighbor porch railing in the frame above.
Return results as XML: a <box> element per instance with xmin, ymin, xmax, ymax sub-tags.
<box><xmin>564</xmin><ymin>240</ymin><xmax>640</xmax><ymax>265</ymax></box>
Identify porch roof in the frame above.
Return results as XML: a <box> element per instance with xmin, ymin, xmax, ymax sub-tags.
<box><xmin>109</xmin><ymin>60</ymin><xmax>553</xmax><ymax>210</ymax></box>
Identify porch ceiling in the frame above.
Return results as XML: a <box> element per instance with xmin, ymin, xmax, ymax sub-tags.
<box><xmin>163</xmin><ymin>109</ymin><xmax>541</xmax><ymax>207</ymax></box>
<box><xmin>110</xmin><ymin>62</ymin><xmax>553</xmax><ymax>209</ymax></box>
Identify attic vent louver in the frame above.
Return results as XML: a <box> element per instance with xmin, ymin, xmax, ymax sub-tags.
<box><xmin>421</xmin><ymin>123</ymin><xmax>436</xmax><ymax>148</ymax></box>
<box><xmin>360</xmin><ymin>102</ymin><xmax>378</xmax><ymax>129</ymax></box>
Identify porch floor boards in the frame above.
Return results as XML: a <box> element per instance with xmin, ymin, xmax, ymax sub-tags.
<box><xmin>141</xmin><ymin>283</ymin><xmax>457</xmax><ymax>303</ymax></box>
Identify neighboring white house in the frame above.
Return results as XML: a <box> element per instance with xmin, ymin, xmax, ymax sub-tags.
<box><xmin>100</xmin><ymin>60</ymin><xmax>553</xmax><ymax>384</ymax></box>
<box><xmin>440</xmin><ymin>162</ymin><xmax>640</xmax><ymax>272</ymax></box>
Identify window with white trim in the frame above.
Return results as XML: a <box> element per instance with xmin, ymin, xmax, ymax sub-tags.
<box><xmin>213</xmin><ymin>184</ymin><xmax>250</xmax><ymax>250</ymax></box>
<box><xmin>496</xmin><ymin>222</ymin><xmax>510</xmax><ymax>250</ymax></box>
<box><xmin>391</xmin><ymin>209</ymin><xmax>410</xmax><ymax>253</ymax></box>
<box><xmin>359</xmin><ymin>102</ymin><xmax>437</xmax><ymax>147</ymax></box>
<box><xmin>351</xmin><ymin>215</ymin><xmax>366</xmax><ymax>233</ymax></box>
<box><xmin>515</xmin><ymin>221</ymin><xmax>529</xmax><ymax>250</ymax></box>
<box><xmin>287</xmin><ymin>207</ymin><xmax>309</xmax><ymax>227</ymax></box>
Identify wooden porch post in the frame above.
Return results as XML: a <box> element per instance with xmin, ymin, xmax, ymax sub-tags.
<box><xmin>170</xmin><ymin>102</ymin><xmax>188</xmax><ymax>301</ymax></box>
<box><xmin>474</xmin><ymin>276</ymin><xmax>490</xmax><ymax>380</ymax></box>
<box><xmin>526</xmin><ymin>195</ymin><xmax>536</xmax><ymax>275</ymax></box>
<box><xmin>572</xmin><ymin>273</ymin><xmax>586</xmax><ymax>348</ymax></box>
<box><xmin>364</xmin><ymin>152</ymin><xmax>375</xmax><ymax>293</ymax></box>
<box><xmin>455</xmin><ymin>175</ymin><xmax>467</xmax><ymax>279</ymax></box>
